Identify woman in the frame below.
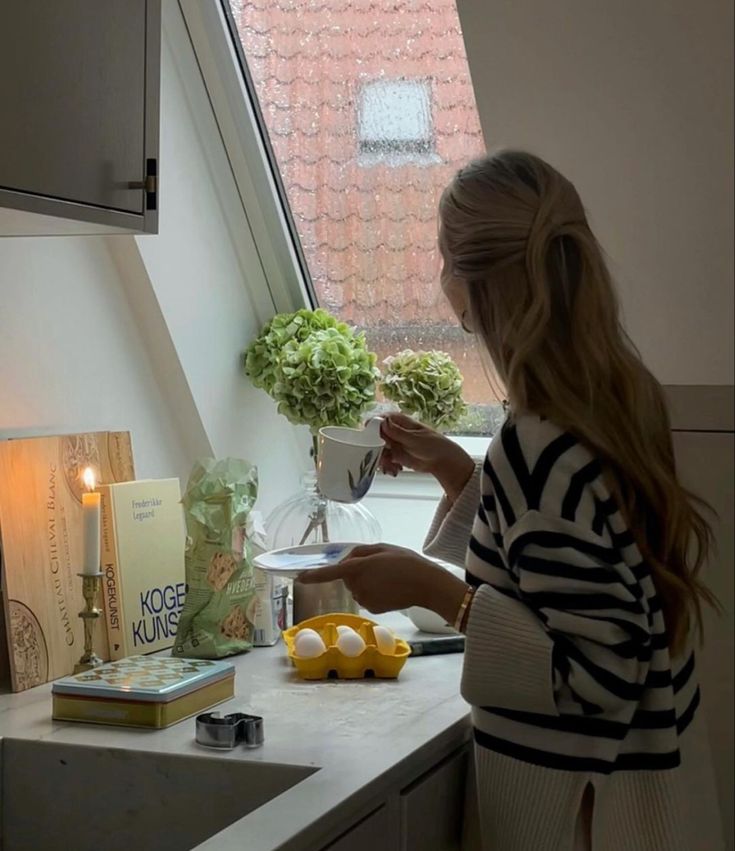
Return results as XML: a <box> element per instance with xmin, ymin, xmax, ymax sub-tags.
<box><xmin>301</xmin><ymin>151</ymin><xmax>722</xmax><ymax>850</ymax></box>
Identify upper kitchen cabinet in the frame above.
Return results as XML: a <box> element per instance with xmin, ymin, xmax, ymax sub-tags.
<box><xmin>0</xmin><ymin>0</ymin><xmax>160</xmax><ymax>236</ymax></box>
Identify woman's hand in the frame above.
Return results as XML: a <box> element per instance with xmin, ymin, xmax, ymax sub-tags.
<box><xmin>379</xmin><ymin>413</ymin><xmax>475</xmax><ymax>503</ymax></box>
<box><xmin>298</xmin><ymin>543</ymin><xmax>468</xmax><ymax>623</ymax></box>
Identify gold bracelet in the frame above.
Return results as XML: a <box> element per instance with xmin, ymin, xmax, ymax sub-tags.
<box><xmin>453</xmin><ymin>585</ymin><xmax>475</xmax><ymax>633</ymax></box>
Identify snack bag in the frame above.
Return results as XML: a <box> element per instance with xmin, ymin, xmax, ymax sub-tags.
<box><xmin>172</xmin><ymin>458</ymin><xmax>258</xmax><ymax>659</ymax></box>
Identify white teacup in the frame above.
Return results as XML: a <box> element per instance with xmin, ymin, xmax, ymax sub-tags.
<box><xmin>317</xmin><ymin>418</ymin><xmax>385</xmax><ymax>503</ymax></box>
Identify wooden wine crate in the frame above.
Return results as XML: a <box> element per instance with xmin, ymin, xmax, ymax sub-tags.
<box><xmin>0</xmin><ymin>432</ymin><xmax>135</xmax><ymax>691</ymax></box>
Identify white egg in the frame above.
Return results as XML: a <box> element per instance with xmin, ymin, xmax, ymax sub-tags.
<box><xmin>336</xmin><ymin>630</ymin><xmax>366</xmax><ymax>657</ymax></box>
<box><xmin>294</xmin><ymin>630</ymin><xmax>326</xmax><ymax>658</ymax></box>
<box><xmin>297</xmin><ymin>627</ymin><xmax>321</xmax><ymax>641</ymax></box>
<box><xmin>373</xmin><ymin>625</ymin><xmax>396</xmax><ymax>655</ymax></box>
<box><xmin>336</xmin><ymin>625</ymin><xmax>356</xmax><ymax>635</ymax></box>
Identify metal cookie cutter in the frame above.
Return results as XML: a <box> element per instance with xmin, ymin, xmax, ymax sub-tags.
<box><xmin>195</xmin><ymin>711</ymin><xmax>264</xmax><ymax>750</ymax></box>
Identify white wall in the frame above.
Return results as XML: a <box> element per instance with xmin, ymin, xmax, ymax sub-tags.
<box><xmin>0</xmin><ymin>0</ymin><xmax>307</xmax><ymax>515</ymax></box>
<box><xmin>128</xmin><ymin>0</ymin><xmax>310</xmax><ymax>513</ymax></box>
<box><xmin>0</xmin><ymin>236</ymin><xmax>191</xmax><ymax>481</ymax></box>
<box><xmin>458</xmin><ymin>0</ymin><xmax>734</xmax><ymax>386</ymax></box>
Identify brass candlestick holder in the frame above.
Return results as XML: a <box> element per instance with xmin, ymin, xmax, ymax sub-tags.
<box><xmin>74</xmin><ymin>572</ymin><xmax>104</xmax><ymax>674</ymax></box>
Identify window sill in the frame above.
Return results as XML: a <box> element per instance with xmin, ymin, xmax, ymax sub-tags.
<box><xmin>367</xmin><ymin>467</ymin><xmax>441</xmax><ymax>500</ymax></box>
<box><xmin>448</xmin><ymin>433</ymin><xmax>490</xmax><ymax>460</ymax></box>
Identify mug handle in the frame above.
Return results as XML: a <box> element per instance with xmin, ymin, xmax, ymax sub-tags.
<box><xmin>363</xmin><ymin>416</ymin><xmax>385</xmax><ymax>441</ymax></box>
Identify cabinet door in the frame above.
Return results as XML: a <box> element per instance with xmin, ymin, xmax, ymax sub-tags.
<box><xmin>671</xmin><ymin>430</ymin><xmax>734</xmax><ymax>848</ymax></box>
<box><xmin>323</xmin><ymin>805</ymin><xmax>399</xmax><ymax>851</ymax></box>
<box><xmin>0</xmin><ymin>0</ymin><xmax>158</xmax><ymax>230</ymax></box>
<box><xmin>401</xmin><ymin>747</ymin><xmax>469</xmax><ymax>851</ymax></box>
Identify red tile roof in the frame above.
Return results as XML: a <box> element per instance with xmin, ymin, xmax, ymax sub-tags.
<box><xmin>232</xmin><ymin>0</ymin><xmax>489</xmax><ymax>400</ymax></box>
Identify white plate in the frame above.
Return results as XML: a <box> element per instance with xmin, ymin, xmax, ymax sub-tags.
<box><xmin>253</xmin><ymin>542</ymin><xmax>358</xmax><ymax>579</ymax></box>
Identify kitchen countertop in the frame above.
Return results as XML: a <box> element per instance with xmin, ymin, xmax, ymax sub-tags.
<box><xmin>0</xmin><ymin>613</ymin><xmax>471</xmax><ymax>851</ymax></box>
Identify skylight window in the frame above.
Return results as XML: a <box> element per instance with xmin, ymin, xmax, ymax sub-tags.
<box><xmin>224</xmin><ymin>0</ymin><xmax>499</xmax><ymax>433</ymax></box>
<box><xmin>358</xmin><ymin>79</ymin><xmax>434</xmax><ymax>160</ymax></box>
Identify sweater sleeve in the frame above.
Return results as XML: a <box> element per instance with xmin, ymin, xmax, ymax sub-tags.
<box><xmin>461</xmin><ymin>510</ymin><xmax>652</xmax><ymax>716</ymax></box>
<box><xmin>422</xmin><ymin>461</ymin><xmax>482</xmax><ymax>568</ymax></box>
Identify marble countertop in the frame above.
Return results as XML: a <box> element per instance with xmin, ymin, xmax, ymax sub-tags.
<box><xmin>0</xmin><ymin>613</ymin><xmax>471</xmax><ymax>851</ymax></box>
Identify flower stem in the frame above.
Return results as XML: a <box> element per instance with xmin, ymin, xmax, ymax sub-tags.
<box><xmin>311</xmin><ymin>433</ymin><xmax>319</xmax><ymax>470</ymax></box>
<box><xmin>302</xmin><ymin>434</ymin><xmax>330</xmax><ymax>544</ymax></box>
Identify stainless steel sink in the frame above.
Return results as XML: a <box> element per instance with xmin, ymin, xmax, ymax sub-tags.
<box><xmin>0</xmin><ymin>738</ymin><xmax>316</xmax><ymax>851</ymax></box>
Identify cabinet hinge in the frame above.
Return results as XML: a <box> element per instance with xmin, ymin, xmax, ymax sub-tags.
<box><xmin>128</xmin><ymin>158</ymin><xmax>158</xmax><ymax>211</ymax></box>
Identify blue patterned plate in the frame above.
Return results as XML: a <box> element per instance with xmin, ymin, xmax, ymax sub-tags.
<box><xmin>253</xmin><ymin>542</ymin><xmax>358</xmax><ymax>579</ymax></box>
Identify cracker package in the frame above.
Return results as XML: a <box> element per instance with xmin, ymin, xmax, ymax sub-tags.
<box><xmin>172</xmin><ymin>458</ymin><xmax>258</xmax><ymax>659</ymax></box>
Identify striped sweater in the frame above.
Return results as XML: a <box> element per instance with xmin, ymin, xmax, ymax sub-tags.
<box><xmin>424</xmin><ymin>414</ymin><xmax>723</xmax><ymax>851</ymax></box>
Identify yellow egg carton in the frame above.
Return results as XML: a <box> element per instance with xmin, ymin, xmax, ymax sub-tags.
<box><xmin>283</xmin><ymin>613</ymin><xmax>411</xmax><ymax>680</ymax></box>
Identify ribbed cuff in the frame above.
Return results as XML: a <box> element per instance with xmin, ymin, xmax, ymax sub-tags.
<box><xmin>422</xmin><ymin>462</ymin><xmax>482</xmax><ymax>568</ymax></box>
<box><xmin>461</xmin><ymin>584</ymin><xmax>558</xmax><ymax>715</ymax></box>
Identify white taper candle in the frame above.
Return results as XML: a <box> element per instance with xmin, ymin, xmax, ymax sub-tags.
<box><xmin>81</xmin><ymin>468</ymin><xmax>101</xmax><ymax>575</ymax></box>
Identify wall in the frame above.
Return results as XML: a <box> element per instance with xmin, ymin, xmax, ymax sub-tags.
<box><xmin>458</xmin><ymin>0</ymin><xmax>734</xmax><ymax>386</ymax></box>
<box><xmin>128</xmin><ymin>0</ymin><xmax>310</xmax><ymax>514</ymax></box>
<box><xmin>0</xmin><ymin>236</ymin><xmax>191</xmax><ymax>482</ymax></box>
<box><xmin>0</xmin><ymin>0</ymin><xmax>306</xmax><ymax>516</ymax></box>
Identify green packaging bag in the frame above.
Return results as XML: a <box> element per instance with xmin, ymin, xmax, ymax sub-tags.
<box><xmin>172</xmin><ymin>458</ymin><xmax>259</xmax><ymax>659</ymax></box>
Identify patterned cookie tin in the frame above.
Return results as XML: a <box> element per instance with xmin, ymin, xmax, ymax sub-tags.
<box><xmin>52</xmin><ymin>657</ymin><xmax>235</xmax><ymax>702</ymax></box>
<box><xmin>51</xmin><ymin>657</ymin><xmax>236</xmax><ymax>728</ymax></box>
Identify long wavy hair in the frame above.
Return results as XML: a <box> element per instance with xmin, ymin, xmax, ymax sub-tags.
<box><xmin>439</xmin><ymin>150</ymin><xmax>715</xmax><ymax>655</ymax></box>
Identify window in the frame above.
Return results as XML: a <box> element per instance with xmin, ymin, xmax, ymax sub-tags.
<box><xmin>223</xmin><ymin>0</ymin><xmax>502</xmax><ymax>434</ymax></box>
<box><xmin>358</xmin><ymin>79</ymin><xmax>437</xmax><ymax>164</ymax></box>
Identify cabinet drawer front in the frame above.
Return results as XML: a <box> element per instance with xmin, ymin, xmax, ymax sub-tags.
<box><xmin>401</xmin><ymin>747</ymin><xmax>469</xmax><ymax>851</ymax></box>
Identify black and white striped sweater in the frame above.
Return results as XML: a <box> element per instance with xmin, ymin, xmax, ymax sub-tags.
<box><xmin>424</xmin><ymin>414</ymin><xmax>722</xmax><ymax>850</ymax></box>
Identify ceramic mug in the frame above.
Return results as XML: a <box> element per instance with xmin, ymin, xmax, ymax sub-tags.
<box><xmin>316</xmin><ymin>418</ymin><xmax>385</xmax><ymax>503</ymax></box>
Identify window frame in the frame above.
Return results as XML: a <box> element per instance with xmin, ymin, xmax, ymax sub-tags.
<box><xmin>177</xmin><ymin>0</ymin><xmax>315</xmax><ymax>313</ymax></box>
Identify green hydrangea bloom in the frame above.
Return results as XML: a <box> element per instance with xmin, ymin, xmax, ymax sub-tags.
<box><xmin>273</xmin><ymin>327</ymin><xmax>380</xmax><ymax>431</ymax></box>
<box><xmin>244</xmin><ymin>309</ymin><xmax>379</xmax><ymax>431</ymax></box>
<box><xmin>381</xmin><ymin>349</ymin><xmax>467</xmax><ymax>431</ymax></box>
<box><xmin>243</xmin><ymin>308</ymin><xmax>348</xmax><ymax>395</ymax></box>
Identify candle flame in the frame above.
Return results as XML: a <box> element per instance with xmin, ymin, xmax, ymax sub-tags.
<box><xmin>82</xmin><ymin>467</ymin><xmax>96</xmax><ymax>491</ymax></box>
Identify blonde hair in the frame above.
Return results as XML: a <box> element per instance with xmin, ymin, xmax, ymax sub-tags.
<box><xmin>439</xmin><ymin>150</ymin><xmax>715</xmax><ymax>655</ymax></box>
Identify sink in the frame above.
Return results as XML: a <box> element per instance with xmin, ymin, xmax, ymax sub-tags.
<box><xmin>0</xmin><ymin>738</ymin><xmax>316</xmax><ymax>851</ymax></box>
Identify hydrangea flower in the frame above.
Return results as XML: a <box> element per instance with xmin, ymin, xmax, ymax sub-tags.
<box><xmin>274</xmin><ymin>327</ymin><xmax>379</xmax><ymax>430</ymax></box>
<box><xmin>381</xmin><ymin>349</ymin><xmax>467</xmax><ymax>431</ymax></box>
<box><xmin>244</xmin><ymin>310</ymin><xmax>379</xmax><ymax>432</ymax></box>
<box><xmin>244</xmin><ymin>308</ymin><xmax>349</xmax><ymax>395</ymax></box>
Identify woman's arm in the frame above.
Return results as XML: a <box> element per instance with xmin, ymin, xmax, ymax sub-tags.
<box><xmin>298</xmin><ymin>543</ymin><xmax>470</xmax><ymax>622</ymax></box>
<box><xmin>423</xmin><ymin>461</ymin><xmax>483</xmax><ymax>568</ymax></box>
<box><xmin>377</xmin><ymin>413</ymin><xmax>481</xmax><ymax>569</ymax></box>
<box><xmin>379</xmin><ymin>414</ymin><xmax>476</xmax><ymax>500</ymax></box>
<box><xmin>298</xmin><ymin>507</ymin><xmax>653</xmax><ymax>718</ymax></box>
<box><xmin>461</xmin><ymin>510</ymin><xmax>653</xmax><ymax>716</ymax></box>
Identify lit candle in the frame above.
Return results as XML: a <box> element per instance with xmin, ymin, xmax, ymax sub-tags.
<box><xmin>81</xmin><ymin>467</ymin><xmax>101</xmax><ymax>575</ymax></box>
